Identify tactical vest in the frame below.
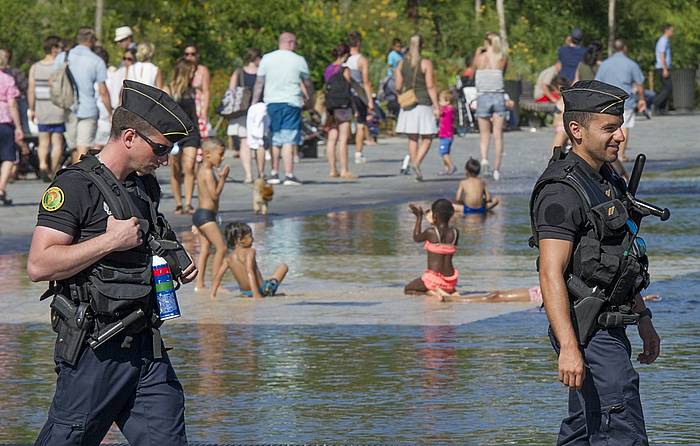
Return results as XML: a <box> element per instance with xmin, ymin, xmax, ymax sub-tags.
<box><xmin>529</xmin><ymin>152</ymin><xmax>649</xmax><ymax>307</ymax></box>
<box><xmin>54</xmin><ymin>155</ymin><xmax>163</xmax><ymax>318</ymax></box>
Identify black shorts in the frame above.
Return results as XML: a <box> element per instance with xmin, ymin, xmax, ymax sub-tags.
<box><xmin>178</xmin><ymin>128</ymin><xmax>201</xmax><ymax>149</ymax></box>
<box><xmin>192</xmin><ymin>208</ymin><xmax>217</xmax><ymax>228</ymax></box>
<box><xmin>353</xmin><ymin>97</ymin><xmax>368</xmax><ymax>125</ymax></box>
<box><xmin>0</xmin><ymin>123</ymin><xmax>17</xmax><ymax>162</ymax></box>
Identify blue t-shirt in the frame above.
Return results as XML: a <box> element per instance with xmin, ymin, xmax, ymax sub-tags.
<box><xmin>54</xmin><ymin>45</ymin><xmax>107</xmax><ymax>119</ymax></box>
<box><xmin>557</xmin><ymin>45</ymin><xmax>587</xmax><ymax>82</ymax></box>
<box><xmin>257</xmin><ymin>49</ymin><xmax>310</xmax><ymax>108</ymax></box>
<box><xmin>386</xmin><ymin>50</ymin><xmax>403</xmax><ymax>77</ymax></box>
<box><xmin>595</xmin><ymin>52</ymin><xmax>644</xmax><ymax>109</ymax></box>
<box><xmin>655</xmin><ymin>35</ymin><xmax>671</xmax><ymax>69</ymax></box>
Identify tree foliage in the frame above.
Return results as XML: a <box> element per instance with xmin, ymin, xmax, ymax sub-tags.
<box><xmin>0</xmin><ymin>0</ymin><xmax>697</xmax><ymax>112</ymax></box>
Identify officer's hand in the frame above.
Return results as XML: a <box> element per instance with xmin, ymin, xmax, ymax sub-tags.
<box><xmin>106</xmin><ymin>216</ymin><xmax>142</xmax><ymax>251</ymax></box>
<box><xmin>179</xmin><ymin>250</ymin><xmax>198</xmax><ymax>284</ymax></box>
<box><xmin>637</xmin><ymin>317</ymin><xmax>660</xmax><ymax>364</ymax></box>
<box><xmin>559</xmin><ymin>345</ymin><xmax>586</xmax><ymax>389</ymax></box>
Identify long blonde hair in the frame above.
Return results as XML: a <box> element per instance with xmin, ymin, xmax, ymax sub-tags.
<box><xmin>407</xmin><ymin>34</ymin><xmax>423</xmax><ymax>67</ymax></box>
<box><xmin>168</xmin><ymin>58</ymin><xmax>195</xmax><ymax>101</ymax></box>
<box><xmin>485</xmin><ymin>32</ymin><xmax>506</xmax><ymax>61</ymax></box>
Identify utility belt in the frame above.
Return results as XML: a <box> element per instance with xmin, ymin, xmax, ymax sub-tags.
<box><xmin>50</xmin><ymin>292</ymin><xmax>162</xmax><ymax>366</ymax></box>
<box><xmin>566</xmin><ymin>274</ymin><xmax>640</xmax><ymax>345</ymax></box>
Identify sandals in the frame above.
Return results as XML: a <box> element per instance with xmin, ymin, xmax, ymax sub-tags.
<box><xmin>184</xmin><ymin>205</ymin><xmax>195</xmax><ymax>215</ymax></box>
<box><xmin>339</xmin><ymin>171</ymin><xmax>357</xmax><ymax>179</ymax></box>
<box><xmin>0</xmin><ymin>192</ymin><xmax>13</xmax><ymax>206</ymax></box>
<box><xmin>174</xmin><ymin>205</ymin><xmax>183</xmax><ymax>215</ymax></box>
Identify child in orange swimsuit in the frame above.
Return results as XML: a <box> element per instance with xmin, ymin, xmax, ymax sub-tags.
<box><xmin>405</xmin><ymin>198</ymin><xmax>460</xmax><ymax>300</ymax></box>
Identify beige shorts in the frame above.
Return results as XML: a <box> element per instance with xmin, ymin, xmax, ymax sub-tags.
<box><xmin>64</xmin><ymin>113</ymin><xmax>97</xmax><ymax>148</ymax></box>
<box><xmin>622</xmin><ymin>108</ymin><xmax>636</xmax><ymax>129</ymax></box>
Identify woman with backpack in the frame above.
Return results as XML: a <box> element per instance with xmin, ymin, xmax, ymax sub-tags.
<box><xmin>227</xmin><ymin>48</ymin><xmax>261</xmax><ymax>184</ymax></box>
<box><xmin>394</xmin><ymin>34</ymin><xmax>439</xmax><ymax>182</ymax></box>
<box><xmin>323</xmin><ymin>43</ymin><xmax>355</xmax><ymax>179</ymax></box>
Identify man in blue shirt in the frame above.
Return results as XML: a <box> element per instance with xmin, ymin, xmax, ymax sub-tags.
<box><xmin>55</xmin><ymin>27</ymin><xmax>111</xmax><ymax>162</ymax></box>
<box><xmin>557</xmin><ymin>28</ymin><xmax>587</xmax><ymax>82</ymax></box>
<box><xmin>654</xmin><ymin>24</ymin><xmax>673</xmax><ymax>114</ymax></box>
<box><xmin>595</xmin><ymin>39</ymin><xmax>646</xmax><ymax>162</ymax></box>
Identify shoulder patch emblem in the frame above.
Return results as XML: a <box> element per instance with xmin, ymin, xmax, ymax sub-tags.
<box><xmin>41</xmin><ymin>186</ymin><xmax>65</xmax><ymax>212</ymax></box>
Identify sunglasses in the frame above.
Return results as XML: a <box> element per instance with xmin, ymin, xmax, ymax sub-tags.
<box><xmin>123</xmin><ymin>57</ymin><xmax>134</xmax><ymax>62</ymax></box>
<box><xmin>124</xmin><ymin>128</ymin><xmax>172</xmax><ymax>156</ymax></box>
<box><xmin>184</xmin><ymin>52</ymin><xmax>197</xmax><ymax>56</ymax></box>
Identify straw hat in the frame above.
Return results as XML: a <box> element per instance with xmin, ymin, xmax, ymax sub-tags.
<box><xmin>114</xmin><ymin>26</ymin><xmax>133</xmax><ymax>42</ymax></box>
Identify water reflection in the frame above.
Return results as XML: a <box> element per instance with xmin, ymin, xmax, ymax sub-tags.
<box><xmin>0</xmin><ymin>192</ymin><xmax>698</xmax><ymax>443</ymax></box>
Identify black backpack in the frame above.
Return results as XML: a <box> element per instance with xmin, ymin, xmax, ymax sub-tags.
<box><xmin>324</xmin><ymin>68</ymin><xmax>352</xmax><ymax>110</ymax></box>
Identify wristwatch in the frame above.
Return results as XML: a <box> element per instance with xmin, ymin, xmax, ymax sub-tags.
<box><xmin>638</xmin><ymin>308</ymin><xmax>653</xmax><ymax>320</ymax></box>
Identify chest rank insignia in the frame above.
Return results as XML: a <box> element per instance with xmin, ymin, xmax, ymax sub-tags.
<box><xmin>41</xmin><ymin>186</ymin><xmax>65</xmax><ymax>212</ymax></box>
<box><xmin>608</xmin><ymin>206</ymin><xmax>616</xmax><ymax>216</ymax></box>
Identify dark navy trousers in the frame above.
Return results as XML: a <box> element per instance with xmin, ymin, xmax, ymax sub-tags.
<box><xmin>34</xmin><ymin>332</ymin><xmax>187</xmax><ymax>446</ymax></box>
<box><xmin>550</xmin><ymin>327</ymin><xmax>648</xmax><ymax>445</ymax></box>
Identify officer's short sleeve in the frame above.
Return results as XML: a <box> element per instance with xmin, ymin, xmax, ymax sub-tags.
<box><xmin>533</xmin><ymin>183</ymin><xmax>586</xmax><ymax>242</ymax></box>
<box><xmin>36</xmin><ymin>172</ymin><xmax>92</xmax><ymax>237</ymax></box>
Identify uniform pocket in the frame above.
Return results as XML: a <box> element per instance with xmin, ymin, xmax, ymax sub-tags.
<box><xmin>39</xmin><ymin>405</ymin><xmax>87</xmax><ymax>445</ymax></box>
<box><xmin>598</xmin><ymin>399</ymin><xmax>644</xmax><ymax>445</ymax></box>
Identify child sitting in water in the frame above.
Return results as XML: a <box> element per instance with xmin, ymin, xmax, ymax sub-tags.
<box><xmin>453</xmin><ymin>157</ymin><xmax>499</xmax><ymax>215</ymax></box>
<box><xmin>193</xmin><ymin>137</ymin><xmax>229</xmax><ymax>292</ymax></box>
<box><xmin>210</xmin><ymin>222</ymin><xmax>289</xmax><ymax>299</ymax></box>
<box><xmin>405</xmin><ymin>199</ymin><xmax>460</xmax><ymax>299</ymax></box>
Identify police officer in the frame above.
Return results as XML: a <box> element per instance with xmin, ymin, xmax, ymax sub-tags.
<box><xmin>28</xmin><ymin>80</ymin><xmax>198</xmax><ymax>445</ymax></box>
<box><xmin>530</xmin><ymin>80</ymin><xmax>660</xmax><ymax>445</ymax></box>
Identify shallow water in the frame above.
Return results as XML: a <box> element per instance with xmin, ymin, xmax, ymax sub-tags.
<box><xmin>0</xmin><ymin>190</ymin><xmax>698</xmax><ymax>444</ymax></box>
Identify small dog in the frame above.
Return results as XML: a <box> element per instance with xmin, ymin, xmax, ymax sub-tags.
<box><xmin>253</xmin><ymin>178</ymin><xmax>273</xmax><ymax>215</ymax></box>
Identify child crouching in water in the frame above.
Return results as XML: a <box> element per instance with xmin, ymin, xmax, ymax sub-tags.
<box><xmin>453</xmin><ymin>157</ymin><xmax>499</xmax><ymax>215</ymax></box>
<box><xmin>405</xmin><ymin>199</ymin><xmax>460</xmax><ymax>300</ymax></box>
<box><xmin>210</xmin><ymin>222</ymin><xmax>288</xmax><ymax>298</ymax></box>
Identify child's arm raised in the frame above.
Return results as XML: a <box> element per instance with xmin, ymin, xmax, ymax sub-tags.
<box><xmin>409</xmin><ymin>204</ymin><xmax>431</xmax><ymax>242</ymax></box>
<box><xmin>245</xmin><ymin>248</ymin><xmax>264</xmax><ymax>299</ymax></box>
<box><xmin>214</xmin><ymin>165</ymin><xmax>231</xmax><ymax>196</ymax></box>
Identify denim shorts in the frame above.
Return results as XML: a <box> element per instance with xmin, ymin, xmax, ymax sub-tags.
<box><xmin>475</xmin><ymin>92</ymin><xmax>507</xmax><ymax>118</ymax></box>
<box><xmin>38</xmin><ymin>123</ymin><xmax>66</xmax><ymax>133</ymax></box>
<box><xmin>267</xmin><ymin>103</ymin><xmax>301</xmax><ymax>146</ymax></box>
<box><xmin>438</xmin><ymin>137</ymin><xmax>453</xmax><ymax>156</ymax></box>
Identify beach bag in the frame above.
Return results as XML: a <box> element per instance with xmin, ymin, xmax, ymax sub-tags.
<box><xmin>217</xmin><ymin>69</ymin><xmax>252</xmax><ymax>119</ymax></box>
<box><xmin>324</xmin><ymin>68</ymin><xmax>352</xmax><ymax>110</ymax></box>
<box><xmin>49</xmin><ymin>50</ymin><xmax>77</xmax><ymax>109</ymax></box>
<box><xmin>397</xmin><ymin>58</ymin><xmax>420</xmax><ymax>110</ymax></box>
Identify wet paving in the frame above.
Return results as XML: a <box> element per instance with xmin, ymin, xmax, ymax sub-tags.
<box><xmin>1</xmin><ymin>175</ymin><xmax>699</xmax><ymax>443</ymax></box>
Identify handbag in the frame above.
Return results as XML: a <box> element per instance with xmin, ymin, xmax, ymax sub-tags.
<box><xmin>216</xmin><ymin>68</ymin><xmax>252</xmax><ymax>119</ymax></box>
<box><xmin>397</xmin><ymin>58</ymin><xmax>420</xmax><ymax>109</ymax></box>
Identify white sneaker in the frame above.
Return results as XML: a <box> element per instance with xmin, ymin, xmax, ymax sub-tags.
<box><xmin>267</xmin><ymin>171</ymin><xmax>281</xmax><ymax>185</ymax></box>
<box><xmin>355</xmin><ymin>152</ymin><xmax>367</xmax><ymax>164</ymax></box>
<box><xmin>480</xmin><ymin>159</ymin><xmax>490</xmax><ymax>175</ymax></box>
<box><xmin>283</xmin><ymin>175</ymin><xmax>302</xmax><ymax>186</ymax></box>
<box><xmin>493</xmin><ymin>170</ymin><xmax>501</xmax><ymax>181</ymax></box>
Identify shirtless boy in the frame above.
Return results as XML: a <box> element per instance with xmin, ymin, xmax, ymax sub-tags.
<box><xmin>210</xmin><ymin>221</ymin><xmax>288</xmax><ymax>298</ymax></box>
<box><xmin>193</xmin><ymin>137</ymin><xmax>229</xmax><ymax>291</ymax></box>
<box><xmin>453</xmin><ymin>157</ymin><xmax>499</xmax><ymax>215</ymax></box>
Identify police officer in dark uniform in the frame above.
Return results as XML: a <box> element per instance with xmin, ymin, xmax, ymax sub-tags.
<box><xmin>28</xmin><ymin>80</ymin><xmax>198</xmax><ymax>445</ymax></box>
<box><xmin>530</xmin><ymin>80</ymin><xmax>661</xmax><ymax>445</ymax></box>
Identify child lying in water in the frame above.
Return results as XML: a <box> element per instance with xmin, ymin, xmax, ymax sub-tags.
<box><xmin>453</xmin><ymin>157</ymin><xmax>499</xmax><ymax>215</ymax></box>
<box><xmin>405</xmin><ymin>199</ymin><xmax>460</xmax><ymax>299</ymax></box>
<box><xmin>210</xmin><ymin>222</ymin><xmax>288</xmax><ymax>298</ymax></box>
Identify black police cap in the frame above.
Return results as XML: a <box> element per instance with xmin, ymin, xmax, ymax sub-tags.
<box><xmin>120</xmin><ymin>80</ymin><xmax>194</xmax><ymax>143</ymax></box>
<box><xmin>562</xmin><ymin>80</ymin><xmax>629</xmax><ymax>116</ymax></box>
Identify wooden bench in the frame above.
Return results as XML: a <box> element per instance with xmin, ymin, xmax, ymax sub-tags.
<box><xmin>518</xmin><ymin>80</ymin><xmax>557</xmax><ymax>128</ymax></box>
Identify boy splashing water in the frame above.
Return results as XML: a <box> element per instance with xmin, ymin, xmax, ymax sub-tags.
<box><xmin>405</xmin><ymin>199</ymin><xmax>460</xmax><ymax>300</ymax></box>
<box><xmin>210</xmin><ymin>222</ymin><xmax>288</xmax><ymax>298</ymax></box>
<box><xmin>193</xmin><ymin>137</ymin><xmax>230</xmax><ymax>292</ymax></box>
<box><xmin>453</xmin><ymin>157</ymin><xmax>499</xmax><ymax>215</ymax></box>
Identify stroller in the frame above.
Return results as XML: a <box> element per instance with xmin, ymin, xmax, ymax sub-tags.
<box><xmin>454</xmin><ymin>74</ymin><xmax>478</xmax><ymax>135</ymax></box>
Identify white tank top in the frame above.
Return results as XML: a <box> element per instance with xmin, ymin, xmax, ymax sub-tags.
<box><xmin>126</xmin><ymin>62</ymin><xmax>159</xmax><ymax>87</ymax></box>
<box><xmin>345</xmin><ymin>54</ymin><xmax>363</xmax><ymax>84</ymax></box>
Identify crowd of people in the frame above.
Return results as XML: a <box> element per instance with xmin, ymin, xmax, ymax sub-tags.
<box><xmin>0</xmin><ymin>24</ymin><xmax>678</xmax><ymax>207</ymax></box>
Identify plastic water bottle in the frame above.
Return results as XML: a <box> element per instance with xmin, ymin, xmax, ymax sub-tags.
<box><xmin>152</xmin><ymin>255</ymin><xmax>181</xmax><ymax>321</ymax></box>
